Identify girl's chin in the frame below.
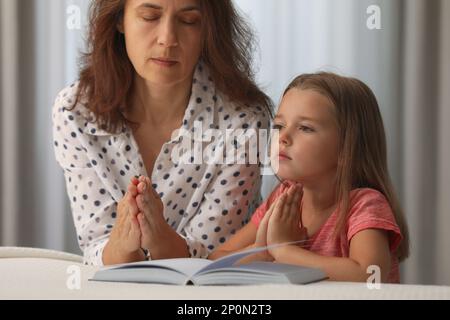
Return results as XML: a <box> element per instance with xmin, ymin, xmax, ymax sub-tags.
<box><xmin>272</xmin><ymin>169</ymin><xmax>300</xmax><ymax>182</ymax></box>
<box><xmin>271</xmin><ymin>160</ymin><xmax>302</xmax><ymax>178</ymax></box>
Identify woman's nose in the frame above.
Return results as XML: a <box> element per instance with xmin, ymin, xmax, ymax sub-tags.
<box><xmin>157</xmin><ymin>18</ymin><xmax>179</xmax><ymax>48</ymax></box>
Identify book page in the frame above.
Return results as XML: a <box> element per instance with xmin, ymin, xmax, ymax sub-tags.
<box><xmin>199</xmin><ymin>240</ymin><xmax>309</xmax><ymax>274</ymax></box>
<box><xmin>101</xmin><ymin>258</ymin><xmax>211</xmax><ymax>278</ymax></box>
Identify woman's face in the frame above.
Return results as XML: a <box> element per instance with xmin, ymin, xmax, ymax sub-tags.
<box><xmin>271</xmin><ymin>88</ymin><xmax>340</xmax><ymax>184</ymax></box>
<box><xmin>121</xmin><ymin>0</ymin><xmax>203</xmax><ymax>86</ymax></box>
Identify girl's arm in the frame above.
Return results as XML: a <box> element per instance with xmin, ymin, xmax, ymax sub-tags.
<box><xmin>208</xmin><ymin>222</ymin><xmax>258</xmax><ymax>260</ymax></box>
<box><xmin>270</xmin><ymin>228</ymin><xmax>392</xmax><ymax>282</ymax></box>
<box><xmin>209</xmin><ymin>198</ymin><xmax>279</xmax><ymax>262</ymax></box>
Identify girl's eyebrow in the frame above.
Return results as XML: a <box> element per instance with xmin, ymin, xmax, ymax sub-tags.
<box><xmin>137</xmin><ymin>2</ymin><xmax>201</xmax><ymax>12</ymax></box>
<box><xmin>294</xmin><ymin>115</ymin><xmax>319</xmax><ymax>123</ymax></box>
<box><xmin>274</xmin><ymin>114</ymin><xmax>318</xmax><ymax>123</ymax></box>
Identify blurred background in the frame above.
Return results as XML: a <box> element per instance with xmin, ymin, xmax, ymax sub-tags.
<box><xmin>1</xmin><ymin>0</ymin><xmax>449</xmax><ymax>285</ymax></box>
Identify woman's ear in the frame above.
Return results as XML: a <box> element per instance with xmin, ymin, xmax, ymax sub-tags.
<box><xmin>117</xmin><ymin>15</ymin><xmax>124</xmax><ymax>34</ymax></box>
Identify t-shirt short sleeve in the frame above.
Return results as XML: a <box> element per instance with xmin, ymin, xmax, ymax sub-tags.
<box><xmin>346</xmin><ymin>189</ymin><xmax>403</xmax><ymax>253</ymax></box>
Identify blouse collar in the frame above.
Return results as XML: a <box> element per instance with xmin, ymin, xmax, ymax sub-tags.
<box><xmin>82</xmin><ymin>62</ymin><xmax>217</xmax><ymax>142</ymax></box>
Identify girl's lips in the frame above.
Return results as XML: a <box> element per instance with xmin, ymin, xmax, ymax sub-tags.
<box><xmin>151</xmin><ymin>58</ymin><xmax>178</xmax><ymax>67</ymax></box>
<box><xmin>278</xmin><ymin>153</ymin><xmax>292</xmax><ymax>160</ymax></box>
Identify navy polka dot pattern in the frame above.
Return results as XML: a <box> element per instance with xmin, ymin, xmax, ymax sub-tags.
<box><xmin>52</xmin><ymin>64</ymin><xmax>270</xmax><ymax>266</ymax></box>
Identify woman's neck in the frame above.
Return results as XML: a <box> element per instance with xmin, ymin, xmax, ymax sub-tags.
<box><xmin>128</xmin><ymin>75</ymin><xmax>193</xmax><ymax>126</ymax></box>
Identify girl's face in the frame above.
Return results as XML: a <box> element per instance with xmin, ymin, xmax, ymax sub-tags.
<box><xmin>121</xmin><ymin>0</ymin><xmax>203</xmax><ymax>86</ymax></box>
<box><xmin>271</xmin><ymin>88</ymin><xmax>340</xmax><ymax>184</ymax></box>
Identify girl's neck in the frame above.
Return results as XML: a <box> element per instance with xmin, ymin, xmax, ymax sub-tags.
<box><xmin>299</xmin><ymin>175</ymin><xmax>337</xmax><ymax>217</ymax></box>
<box><xmin>128</xmin><ymin>75</ymin><xmax>193</xmax><ymax>126</ymax></box>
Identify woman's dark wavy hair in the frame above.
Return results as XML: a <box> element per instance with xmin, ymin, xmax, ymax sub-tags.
<box><xmin>73</xmin><ymin>0</ymin><xmax>273</xmax><ymax>133</ymax></box>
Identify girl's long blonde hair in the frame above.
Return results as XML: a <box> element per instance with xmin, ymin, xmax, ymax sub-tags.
<box><xmin>283</xmin><ymin>72</ymin><xmax>409</xmax><ymax>261</ymax></box>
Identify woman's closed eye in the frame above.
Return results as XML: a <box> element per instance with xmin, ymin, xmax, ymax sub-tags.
<box><xmin>142</xmin><ymin>15</ymin><xmax>161</xmax><ymax>22</ymax></box>
<box><xmin>178</xmin><ymin>13</ymin><xmax>201</xmax><ymax>25</ymax></box>
<box><xmin>142</xmin><ymin>16</ymin><xmax>200</xmax><ymax>26</ymax></box>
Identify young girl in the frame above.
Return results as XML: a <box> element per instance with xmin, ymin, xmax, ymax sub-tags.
<box><xmin>209</xmin><ymin>72</ymin><xmax>410</xmax><ymax>283</ymax></box>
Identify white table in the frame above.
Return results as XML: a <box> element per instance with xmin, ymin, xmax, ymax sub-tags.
<box><xmin>1</xmin><ymin>247</ymin><xmax>449</xmax><ymax>300</ymax></box>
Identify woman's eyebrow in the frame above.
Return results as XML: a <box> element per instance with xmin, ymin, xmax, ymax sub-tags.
<box><xmin>179</xmin><ymin>5</ymin><xmax>201</xmax><ymax>12</ymax></box>
<box><xmin>137</xmin><ymin>3</ymin><xmax>162</xmax><ymax>10</ymax></box>
<box><xmin>137</xmin><ymin>2</ymin><xmax>200</xmax><ymax>12</ymax></box>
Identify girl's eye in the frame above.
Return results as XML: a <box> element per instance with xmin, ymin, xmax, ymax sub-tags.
<box><xmin>272</xmin><ymin>124</ymin><xmax>283</xmax><ymax>130</ymax></box>
<box><xmin>299</xmin><ymin>125</ymin><xmax>314</xmax><ymax>132</ymax></box>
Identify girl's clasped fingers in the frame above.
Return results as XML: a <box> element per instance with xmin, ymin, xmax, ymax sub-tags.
<box><xmin>255</xmin><ymin>202</ymin><xmax>274</xmax><ymax>246</ymax></box>
<box><xmin>281</xmin><ymin>186</ymin><xmax>296</xmax><ymax>219</ymax></box>
<box><xmin>272</xmin><ymin>193</ymin><xmax>287</xmax><ymax>220</ymax></box>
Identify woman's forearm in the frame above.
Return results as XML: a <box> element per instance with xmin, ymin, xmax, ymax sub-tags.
<box><xmin>102</xmin><ymin>240</ymin><xmax>146</xmax><ymax>265</ymax></box>
<box><xmin>145</xmin><ymin>217</ymin><xmax>190</xmax><ymax>259</ymax></box>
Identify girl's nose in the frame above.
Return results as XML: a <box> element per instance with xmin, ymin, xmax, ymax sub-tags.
<box><xmin>279</xmin><ymin>130</ymin><xmax>291</xmax><ymax>146</ymax></box>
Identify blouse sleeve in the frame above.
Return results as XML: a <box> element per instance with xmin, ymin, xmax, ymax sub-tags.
<box><xmin>52</xmin><ymin>88</ymin><xmax>114</xmax><ymax>266</ymax></box>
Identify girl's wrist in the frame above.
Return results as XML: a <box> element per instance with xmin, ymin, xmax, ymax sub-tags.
<box><xmin>260</xmin><ymin>251</ymin><xmax>273</xmax><ymax>261</ymax></box>
<box><xmin>251</xmin><ymin>243</ymin><xmax>273</xmax><ymax>261</ymax></box>
<box><xmin>269</xmin><ymin>244</ymin><xmax>290</xmax><ymax>261</ymax></box>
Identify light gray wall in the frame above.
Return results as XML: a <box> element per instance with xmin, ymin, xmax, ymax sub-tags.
<box><xmin>235</xmin><ymin>0</ymin><xmax>403</xmax><ymax>200</ymax></box>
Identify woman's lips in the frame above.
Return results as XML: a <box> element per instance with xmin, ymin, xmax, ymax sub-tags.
<box><xmin>151</xmin><ymin>58</ymin><xmax>178</xmax><ymax>67</ymax></box>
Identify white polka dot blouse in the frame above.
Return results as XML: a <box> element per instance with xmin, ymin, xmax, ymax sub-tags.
<box><xmin>52</xmin><ymin>64</ymin><xmax>271</xmax><ymax>266</ymax></box>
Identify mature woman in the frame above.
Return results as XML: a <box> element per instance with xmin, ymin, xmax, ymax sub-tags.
<box><xmin>52</xmin><ymin>0</ymin><xmax>272</xmax><ymax>266</ymax></box>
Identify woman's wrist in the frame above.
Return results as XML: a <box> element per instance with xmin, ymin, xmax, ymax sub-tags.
<box><xmin>103</xmin><ymin>239</ymin><xmax>145</xmax><ymax>265</ymax></box>
<box><xmin>145</xmin><ymin>209</ymin><xmax>166</xmax><ymax>230</ymax></box>
<box><xmin>141</xmin><ymin>248</ymin><xmax>150</xmax><ymax>261</ymax></box>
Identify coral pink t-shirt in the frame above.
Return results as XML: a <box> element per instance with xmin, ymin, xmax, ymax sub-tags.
<box><xmin>251</xmin><ymin>181</ymin><xmax>403</xmax><ymax>283</ymax></box>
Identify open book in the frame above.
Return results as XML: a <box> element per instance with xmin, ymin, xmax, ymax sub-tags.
<box><xmin>91</xmin><ymin>243</ymin><xmax>328</xmax><ymax>285</ymax></box>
